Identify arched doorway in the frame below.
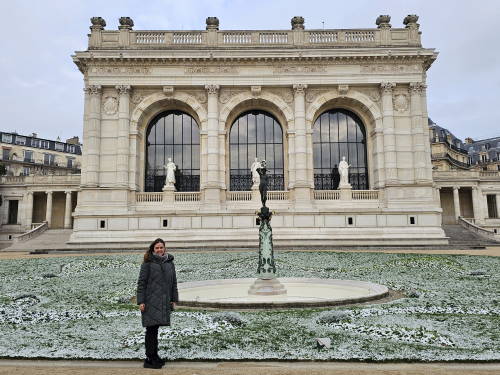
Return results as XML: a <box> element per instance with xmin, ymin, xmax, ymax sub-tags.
<box><xmin>313</xmin><ymin>109</ymin><xmax>368</xmax><ymax>190</ymax></box>
<box><xmin>229</xmin><ymin>110</ymin><xmax>284</xmax><ymax>191</ymax></box>
<box><xmin>145</xmin><ymin>111</ymin><xmax>200</xmax><ymax>192</ymax></box>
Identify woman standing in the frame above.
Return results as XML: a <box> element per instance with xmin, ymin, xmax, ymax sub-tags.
<box><xmin>137</xmin><ymin>238</ymin><xmax>178</xmax><ymax>369</ymax></box>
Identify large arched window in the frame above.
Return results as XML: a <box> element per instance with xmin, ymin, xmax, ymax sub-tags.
<box><xmin>313</xmin><ymin>109</ymin><xmax>368</xmax><ymax>190</ymax></box>
<box><xmin>229</xmin><ymin>110</ymin><xmax>284</xmax><ymax>191</ymax></box>
<box><xmin>145</xmin><ymin>111</ymin><xmax>200</xmax><ymax>192</ymax></box>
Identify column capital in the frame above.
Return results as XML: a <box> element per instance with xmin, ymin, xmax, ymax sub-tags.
<box><xmin>409</xmin><ymin>82</ymin><xmax>426</xmax><ymax>94</ymax></box>
<box><xmin>88</xmin><ymin>85</ymin><xmax>102</xmax><ymax>95</ymax></box>
<box><xmin>46</xmin><ymin>191</ymin><xmax>53</xmax><ymax>196</ymax></box>
<box><xmin>115</xmin><ymin>85</ymin><xmax>131</xmax><ymax>96</ymax></box>
<box><xmin>205</xmin><ymin>84</ymin><xmax>220</xmax><ymax>95</ymax></box>
<box><xmin>293</xmin><ymin>84</ymin><xmax>307</xmax><ymax>95</ymax></box>
<box><xmin>64</xmin><ymin>190</ymin><xmax>73</xmax><ymax>195</ymax></box>
<box><xmin>380</xmin><ymin>82</ymin><xmax>395</xmax><ymax>94</ymax></box>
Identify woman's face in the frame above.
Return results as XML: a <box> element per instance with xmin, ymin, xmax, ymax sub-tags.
<box><xmin>153</xmin><ymin>242</ymin><xmax>165</xmax><ymax>256</ymax></box>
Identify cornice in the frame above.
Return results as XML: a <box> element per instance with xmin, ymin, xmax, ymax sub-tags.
<box><xmin>72</xmin><ymin>51</ymin><xmax>437</xmax><ymax>74</ymax></box>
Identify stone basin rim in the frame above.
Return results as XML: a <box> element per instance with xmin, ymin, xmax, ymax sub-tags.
<box><xmin>177</xmin><ymin>277</ymin><xmax>390</xmax><ymax>309</ymax></box>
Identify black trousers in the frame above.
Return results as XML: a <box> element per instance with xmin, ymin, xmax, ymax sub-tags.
<box><xmin>145</xmin><ymin>325</ymin><xmax>159</xmax><ymax>358</ymax></box>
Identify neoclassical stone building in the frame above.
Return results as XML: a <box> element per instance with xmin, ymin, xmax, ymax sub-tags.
<box><xmin>69</xmin><ymin>15</ymin><xmax>447</xmax><ymax>248</ymax></box>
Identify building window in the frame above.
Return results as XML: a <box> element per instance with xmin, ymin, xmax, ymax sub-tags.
<box><xmin>68</xmin><ymin>144</ymin><xmax>76</xmax><ymax>153</ymax></box>
<box><xmin>487</xmin><ymin>195</ymin><xmax>498</xmax><ymax>219</ymax></box>
<box><xmin>31</xmin><ymin>138</ymin><xmax>40</xmax><ymax>148</ymax></box>
<box><xmin>229</xmin><ymin>110</ymin><xmax>284</xmax><ymax>191</ymax></box>
<box><xmin>22</xmin><ymin>167</ymin><xmax>30</xmax><ymax>176</ymax></box>
<box><xmin>481</xmin><ymin>154</ymin><xmax>487</xmax><ymax>163</ymax></box>
<box><xmin>41</xmin><ymin>140</ymin><xmax>50</xmax><ymax>149</ymax></box>
<box><xmin>44</xmin><ymin>153</ymin><xmax>55</xmax><ymax>166</ymax></box>
<box><xmin>2</xmin><ymin>148</ymin><xmax>10</xmax><ymax>160</ymax></box>
<box><xmin>14</xmin><ymin>136</ymin><xmax>26</xmax><ymax>145</ymax></box>
<box><xmin>145</xmin><ymin>111</ymin><xmax>200</xmax><ymax>192</ymax></box>
<box><xmin>313</xmin><ymin>109</ymin><xmax>368</xmax><ymax>190</ymax></box>
<box><xmin>23</xmin><ymin>150</ymin><xmax>33</xmax><ymax>162</ymax></box>
<box><xmin>1</xmin><ymin>134</ymin><xmax>12</xmax><ymax>143</ymax></box>
<box><xmin>67</xmin><ymin>157</ymin><xmax>75</xmax><ymax>168</ymax></box>
<box><xmin>55</xmin><ymin>142</ymin><xmax>64</xmax><ymax>151</ymax></box>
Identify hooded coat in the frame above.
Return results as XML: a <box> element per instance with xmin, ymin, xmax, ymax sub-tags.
<box><xmin>136</xmin><ymin>253</ymin><xmax>179</xmax><ymax>327</ymax></box>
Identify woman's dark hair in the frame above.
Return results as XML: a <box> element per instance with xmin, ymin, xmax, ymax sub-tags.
<box><xmin>144</xmin><ymin>238</ymin><xmax>166</xmax><ymax>263</ymax></box>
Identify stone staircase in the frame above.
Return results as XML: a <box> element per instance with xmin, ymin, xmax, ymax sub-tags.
<box><xmin>442</xmin><ymin>224</ymin><xmax>498</xmax><ymax>248</ymax></box>
<box><xmin>4</xmin><ymin>229</ymin><xmax>73</xmax><ymax>252</ymax></box>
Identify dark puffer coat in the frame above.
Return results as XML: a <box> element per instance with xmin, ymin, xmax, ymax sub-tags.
<box><xmin>136</xmin><ymin>253</ymin><xmax>179</xmax><ymax>327</ymax></box>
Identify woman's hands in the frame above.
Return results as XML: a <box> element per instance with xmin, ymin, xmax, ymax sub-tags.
<box><xmin>139</xmin><ymin>303</ymin><xmax>145</xmax><ymax>312</ymax></box>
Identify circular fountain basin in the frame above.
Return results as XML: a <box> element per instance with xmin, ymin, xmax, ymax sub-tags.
<box><xmin>178</xmin><ymin>278</ymin><xmax>389</xmax><ymax>309</ymax></box>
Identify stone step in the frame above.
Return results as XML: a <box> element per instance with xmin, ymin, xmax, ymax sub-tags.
<box><xmin>442</xmin><ymin>225</ymin><xmax>498</xmax><ymax>246</ymax></box>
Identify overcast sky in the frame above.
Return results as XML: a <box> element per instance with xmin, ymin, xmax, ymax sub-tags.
<box><xmin>1</xmin><ymin>0</ymin><xmax>499</xmax><ymax>143</ymax></box>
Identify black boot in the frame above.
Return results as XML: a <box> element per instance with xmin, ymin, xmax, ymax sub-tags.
<box><xmin>153</xmin><ymin>354</ymin><xmax>166</xmax><ymax>366</ymax></box>
<box><xmin>143</xmin><ymin>357</ymin><xmax>162</xmax><ymax>369</ymax></box>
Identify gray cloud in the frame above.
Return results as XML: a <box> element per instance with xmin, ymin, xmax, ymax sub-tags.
<box><xmin>1</xmin><ymin>0</ymin><xmax>499</xmax><ymax>142</ymax></box>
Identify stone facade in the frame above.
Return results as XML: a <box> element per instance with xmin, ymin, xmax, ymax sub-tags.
<box><xmin>66</xmin><ymin>15</ymin><xmax>447</xmax><ymax>248</ymax></box>
<box><xmin>0</xmin><ymin>133</ymin><xmax>81</xmax><ymax>245</ymax></box>
<box><xmin>429</xmin><ymin>122</ymin><xmax>500</xmax><ymax>235</ymax></box>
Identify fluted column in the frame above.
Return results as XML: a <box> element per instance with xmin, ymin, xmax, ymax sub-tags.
<box><xmin>453</xmin><ymin>186</ymin><xmax>460</xmax><ymax>222</ymax></box>
<box><xmin>24</xmin><ymin>191</ymin><xmax>33</xmax><ymax>229</ymax></box>
<box><xmin>204</xmin><ymin>84</ymin><xmax>221</xmax><ymax>208</ymax></box>
<box><xmin>45</xmin><ymin>191</ymin><xmax>53</xmax><ymax>228</ymax></box>
<box><xmin>116</xmin><ymin>85</ymin><xmax>131</xmax><ymax>187</ymax></box>
<box><xmin>292</xmin><ymin>84</ymin><xmax>312</xmax><ymax>206</ymax></box>
<box><xmin>380</xmin><ymin>82</ymin><xmax>397</xmax><ymax>184</ymax></box>
<box><xmin>64</xmin><ymin>191</ymin><xmax>72</xmax><ymax>229</ymax></box>
<box><xmin>85</xmin><ymin>85</ymin><xmax>102</xmax><ymax>187</ymax></box>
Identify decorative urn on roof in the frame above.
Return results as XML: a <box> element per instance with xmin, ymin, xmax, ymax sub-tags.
<box><xmin>291</xmin><ymin>16</ymin><xmax>305</xmax><ymax>30</ymax></box>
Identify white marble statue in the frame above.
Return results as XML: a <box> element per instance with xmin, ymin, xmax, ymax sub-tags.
<box><xmin>164</xmin><ymin>158</ymin><xmax>177</xmax><ymax>185</ymax></box>
<box><xmin>338</xmin><ymin>156</ymin><xmax>351</xmax><ymax>187</ymax></box>
<box><xmin>250</xmin><ymin>157</ymin><xmax>261</xmax><ymax>185</ymax></box>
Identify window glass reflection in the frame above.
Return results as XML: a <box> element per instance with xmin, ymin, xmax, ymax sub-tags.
<box><xmin>145</xmin><ymin>111</ymin><xmax>200</xmax><ymax>192</ymax></box>
<box><xmin>229</xmin><ymin>110</ymin><xmax>284</xmax><ymax>191</ymax></box>
<box><xmin>313</xmin><ymin>109</ymin><xmax>368</xmax><ymax>190</ymax></box>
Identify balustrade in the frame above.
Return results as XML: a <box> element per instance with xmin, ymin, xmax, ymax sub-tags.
<box><xmin>136</xmin><ymin>192</ymin><xmax>163</xmax><ymax>203</ymax></box>
<box><xmin>308</xmin><ymin>31</ymin><xmax>338</xmax><ymax>43</ymax></box>
<box><xmin>135</xmin><ymin>32</ymin><xmax>165</xmax><ymax>44</ymax></box>
<box><xmin>173</xmin><ymin>32</ymin><xmax>204</xmax><ymax>44</ymax></box>
<box><xmin>223</xmin><ymin>32</ymin><xmax>252</xmax><ymax>44</ymax></box>
<box><xmin>227</xmin><ymin>191</ymin><xmax>252</xmax><ymax>201</ymax></box>
<box><xmin>174</xmin><ymin>192</ymin><xmax>200</xmax><ymax>202</ymax></box>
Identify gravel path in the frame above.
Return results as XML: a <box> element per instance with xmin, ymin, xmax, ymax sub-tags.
<box><xmin>1</xmin><ymin>360</ymin><xmax>500</xmax><ymax>375</ymax></box>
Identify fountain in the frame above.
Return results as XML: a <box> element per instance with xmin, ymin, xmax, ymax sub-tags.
<box><xmin>178</xmin><ymin>158</ymin><xmax>390</xmax><ymax>309</ymax></box>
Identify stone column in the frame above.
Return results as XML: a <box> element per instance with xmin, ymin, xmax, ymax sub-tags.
<box><xmin>116</xmin><ymin>85</ymin><xmax>131</xmax><ymax>187</ymax></box>
<box><xmin>419</xmin><ymin>82</ymin><xmax>433</xmax><ymax>182</ymax></box>
<box><xmin>496</xmin><ymin>194</ymin><xmax>500</xmax><ymax>219</ymax></box>
<box><xmin>64</xmin><ymin>191</ymin><xmax>72</xmax><ymax>229</ymax></box>
<box><xmin>85</xmin><ymin>85</ymin><xmax>102</xmax><ymax>187</ymax></box>
<box><xmin>204</xmin><ymin>84</ymin><xmax>221</xmax><ymax>208</ymax></box>
<box><xmin>80</xmin><ymin>87</ymin><xmax>90</xmax><ymax>186</ymax></box>
<box><xmin>453</xmin><ymin>186</ymin><xmax>460</xmax><ymax>222</ymax></box>
<box><xmin>45</xmin><ymin>191</ymin><xmax>53</xmax><ymax>228</ymax></box>
<box><xmin>410</xmin><ymin>82</ymin><xmax>427</xmax><ymax>183</ymax></box>
<box><xmin>472</xmin><ymin>186</ymin><xmax>481</xmax><ymax>223</ymax></box>
<box><xmin>380</xmin><ymin>82</ymin><xmax>398</xmax><ymax>184</ymax></box>
<box><xmin>293</xmin><ymin>84</ymin><xmax>311</xmax><ymax>206</ymax></box>
<box><xmin>25</xmin><ymin>191</ymin><xmax>33</xmax><ymax>229</ymax></box>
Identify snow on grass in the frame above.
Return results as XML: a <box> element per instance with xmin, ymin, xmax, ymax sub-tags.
<box><xmin>0</xmin><ymin>251</ymin><xmax>499</xmax><ymax>360</ymax></box>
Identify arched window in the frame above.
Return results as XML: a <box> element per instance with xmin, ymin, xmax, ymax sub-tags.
<box><xmin>313</xmin><ymin>109</ymin><xmax>368</xmax><ymax>190</ymax></box>
<box><xmin>145</xmin><ymin>111</ymin><xmax>200</xmax><ymax>192</ymax></box>
<box><xmin>229</xmin><ymin>110</ymin><xmax>284</xmax><ymax>191</ymax></box>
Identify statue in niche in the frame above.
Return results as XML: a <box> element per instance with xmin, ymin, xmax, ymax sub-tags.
<box><xmin>163</xmin><ymin>158</ymin><xmax>177</xmax><ymax>187</ymax></box>
<box><xmin>257</xmin><ymin>160</ymin><xmax>268</xmax><ymax>207</ymax></box>
<box><xmin>250</xmin><ymin>157</ymin><xmax>261</xmax><ymax>186</ymax></box>
<box><xmin>338</xmin><ymin>156</ymin><xmax>351</xmax><ymax>187</ymax></box>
